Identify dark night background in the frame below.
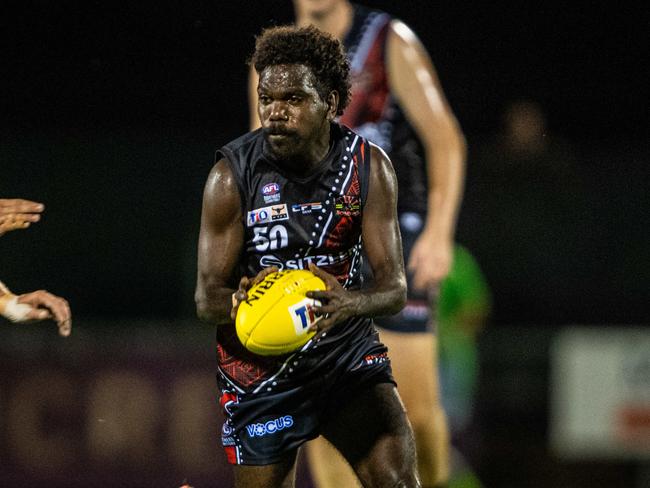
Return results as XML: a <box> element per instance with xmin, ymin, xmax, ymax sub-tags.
<box><xmin>1</xmin><ymin>0</ymin><xmax>648</xmax><ymax>325</ymax></box>
<box><xmin>1</xmin><ymin>1</ymin><xmax>649</xmax><ymax>487</ymax></box>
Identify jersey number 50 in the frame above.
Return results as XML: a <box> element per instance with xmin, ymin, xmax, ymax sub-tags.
<box><xmin>253</xmin><ymin>225</ymin><xmax>289</xmax><ymax>251</ymax></box>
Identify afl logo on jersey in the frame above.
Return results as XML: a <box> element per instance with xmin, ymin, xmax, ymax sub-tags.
<box><xmin>262</xmin><ymin>182</ymin><xmax>281</xmax><ymax>203</ymax></box>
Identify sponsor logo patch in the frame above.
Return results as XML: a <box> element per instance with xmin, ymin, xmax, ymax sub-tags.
<box><xmin>221</xmin><ymin>421</ymin><xmax>236</xmax><ymax>446</ymax></box>
<box><xmin>262</xmin><ymin>182</ymin><xmax>281</xmax><ymax>203</ymax></box>
<box><xmin>222</xmin><ymin>422</ymin><xmax>234</xmax><ymax>436</ymax></box>
<box><xmin>291</xmin><ymin>202</ymin><xmax>323</xmax><ymax>214</ymax></box>
<box><xmin>247</xmin><ymin>204</ymin><xmax>289</xmax><ymax>227</ymax></box>
<box><xmin>362</xmin><ymin>352</ymin><xmax>389</xmax><ymax>366</ymax></box>
<box><xmin>258</xmin><ymin>249</ymin><xmax>356</xmax><ymax>270</ymax></box>
<box><xmin>270</xmin><ymin>204</ymin><xmax>289</xmax><ymax>220</ymax></box>
<box><xmin>288</xmin><ymin>298</ymin><xmax>321</xmax><ymax>335</ymax></box>
<box><xmin>222</xmin><ymin>436</ymin><xmax>236</xmax><ymax>447</ymax></box>
<box><xmin>335</xmin><ymin>195</ymin><xmax>360</xmax><ymax>216</ymax></box>
<box><xmin>246</xmin><ymin>415</ymin><xmax>294</xmax><ymax>437</ymax></box>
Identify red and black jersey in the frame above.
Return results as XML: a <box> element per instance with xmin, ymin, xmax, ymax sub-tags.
<box><xmin>341</xmin><ymin>4</ymin><xmax>428</xmax><ymax>214</ymax></box>
<box><xmin>214</xmin><ymin>123</ymin><xmax>374</xmax><ymax>390</ymax></box>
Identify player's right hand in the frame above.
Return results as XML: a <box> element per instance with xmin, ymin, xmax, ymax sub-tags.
<box><xmin>230</xmin><ymin>266</ymin><xmax>279</xmax><ymax>320</ymax></box>
<box><xmin>17</xmin><ymin>290</ymin><xmax>72</xmax><ymax>337</ymax></box>
<box><xmin>306</xmin><ymin>263</ymin><xmax>360</xmax><ymax>333</ymax></box>
<box><xmin>0</xmin><ymin>199</ymin><xmax>44</xmax><ymax>236</ymax></box>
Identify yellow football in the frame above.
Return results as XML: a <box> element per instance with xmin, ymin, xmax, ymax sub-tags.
<box><xmin>235</xmin><ymin>269</ymin><xmax>326</xmax><ymax>356</ymax></box>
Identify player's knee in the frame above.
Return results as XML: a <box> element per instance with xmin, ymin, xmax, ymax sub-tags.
<box><xmin>364</xmin><ymin>467</ymin><xmax>420</xmax><ymax>488</ymax></box>
<box><xmin>393</xmin><ymin>472</ymin><xmax>421</xmax><ymax>488</ymax></box>
<box><xmin>361</xmin><ymin>450</ymin><xmax>420</xmax><ymax>488</ymax></box>
<box><xmin>388</xmin><ymin>468</ymin><xmax>421</xmax><ymax>488</ymax></box>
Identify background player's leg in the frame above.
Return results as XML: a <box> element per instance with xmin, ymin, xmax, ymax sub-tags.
<box><xmin>321</xmin><ymin>382</ymin><xmax>420</xmax><ymax>488</ymax></box>
<box><xmin>232</xmin><ymin>451</ymin><xmax>298</xmax><ymax>488</ymax></box>
<box><xmin>381</xmin><ymin>329</ymin><xmax>450</xmax><ymax>488</ymax></box>
<box><xmin>306</xmin><ymin>435</ymin><xmax>362</xmax><ymax>487</ymax></box>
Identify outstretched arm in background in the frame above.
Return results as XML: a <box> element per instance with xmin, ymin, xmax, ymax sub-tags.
<box><xmin>387</xmin><ymin>20</ymin><xmax>466</xmax><ymax>289</ymax></box>
<box><xmin>248</xmin><ymin>66</ymin><xmax>262</xmax><ymax>130</ymax></box>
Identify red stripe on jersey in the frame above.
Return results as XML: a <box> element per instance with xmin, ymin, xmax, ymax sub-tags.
<box><xmin>224</xmin><ymin>446</ymin><xmax>238</xmax><ymax>464</ymax></box>
<box><xmin>219</xmin><ymin>391</ymin><xmax>238</xmax><ymax>408</ymax></box>
<box><xmin>340</xmin><ymin>23</ymin><xmax>391</xmax><ymax>128</ymax></box>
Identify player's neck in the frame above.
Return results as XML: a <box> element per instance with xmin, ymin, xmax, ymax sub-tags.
<box><xmin>295</xmin><ymin>1</ymin><xmax>353</xmax><ymax>41</ymax></box>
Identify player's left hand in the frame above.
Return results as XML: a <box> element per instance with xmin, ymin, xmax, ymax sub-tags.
<box><xmin>305</xmin><ymin>263</ymin><xmax>359</xmax><ymax>333</ymax></box>
<box><xmin>408</xmin><ymin>232</ymin><xmax>453</xmax><ymax>291</ymax></box>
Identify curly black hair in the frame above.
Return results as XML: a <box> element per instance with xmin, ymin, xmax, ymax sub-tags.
<box><xmin>250</xmin><ymin>25</ymin><xmax>351</xmax><ymax>115</ymax></box>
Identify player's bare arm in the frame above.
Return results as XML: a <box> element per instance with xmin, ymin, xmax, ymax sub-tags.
<box><xmin>387</xmin><ymin>20</ymin><xmax>466</xmax><ymax>287</ymax></box>
<box><xmin>0</xmin><ymin>198</ymin><xmax>44</xmax><ymax>236</ymax></box>
<box><xmin>196</xmin><ymin>161</ymin><xmax>279</xmax><ymax>323</ymax></box>
<box><xmin>248</xmin><ymin>66</ymin><xmax>262</xmax><ymax>130</ymax></box>
<box><xmin>195</xmin><ymin>158</ymin><xmax>246</xmax><ymax>325</ymax></box>
<box><xmin>308</xmin><ymin>144</ymin><xmax>406</xmax><ymax>331</ymax></box>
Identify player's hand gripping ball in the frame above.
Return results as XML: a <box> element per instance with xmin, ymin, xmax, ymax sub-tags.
<box><xmin>235</xmin><ymin>269</ymin><xmax>326</xmax><ymax>356</ymax></box>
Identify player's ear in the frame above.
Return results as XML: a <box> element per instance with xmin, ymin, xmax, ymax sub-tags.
<box><xmin>325</xmin><ymin>91</ymin><xmax>339</xmax><ymax>121</ymax></box>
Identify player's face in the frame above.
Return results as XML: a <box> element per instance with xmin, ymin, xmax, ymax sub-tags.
<box><xmin>258</xmin><ymin>63</ymin><xmax>335</xmax><ymax>162</ymax></box>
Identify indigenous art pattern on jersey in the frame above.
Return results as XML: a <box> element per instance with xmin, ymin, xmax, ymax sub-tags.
<box><xmin>215</xmin><ymin>124</ymin><xmax>372</xmax><ymax>390</ymax></box>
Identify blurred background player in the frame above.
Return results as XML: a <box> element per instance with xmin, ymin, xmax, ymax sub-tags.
<box><xmin>0</xmin><ymin>198</ymin><xmax>72</xmax><ymax>337</ymax></box>
<box><xmin>249</xmin><ymin>2</ymin><xmax>466</xmax><ymax>487</ymax></box>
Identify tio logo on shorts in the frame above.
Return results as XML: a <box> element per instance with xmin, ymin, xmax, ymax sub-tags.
<box><xmin>246</xmin><ymin>415</ymin><xmax>294</xmax><ymax>437</ymax></box>
<box><xmin>289</xmin><ymin>298</ymin><xmax>321</xmax><ymax>335</ymax></box>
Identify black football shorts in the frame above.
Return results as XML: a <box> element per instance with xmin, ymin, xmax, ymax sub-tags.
<box><xmin>218</xmin><ymin>324</ymin><xmax>394</xmax><ymax>465</ymax></box>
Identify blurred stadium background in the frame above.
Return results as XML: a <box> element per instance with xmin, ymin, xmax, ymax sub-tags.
<box><xmin>1</xmin><ymin>1</ymin><xmax>648</xmax><ymax>486</ymax></box>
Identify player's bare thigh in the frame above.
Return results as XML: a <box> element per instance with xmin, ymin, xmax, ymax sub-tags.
<box><xmin>232</xmin><ymin>451</ymin><xmax>298</xmax><ymax>488</ymax></box>
<box><xmin>320</xmin><ymin>382</ymin><xmax>420</xmax><ymax>487</ymax></box>
<box><xmin>379</xmin><ymin>329</ymin><xmax>440</xmax><ymax>411</ymax></box>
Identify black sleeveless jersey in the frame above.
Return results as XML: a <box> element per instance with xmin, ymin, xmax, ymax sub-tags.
<box><xmin>214</xmin><ymin>123</ymin><xmax>375</xmax><ymax>390</ymax></box>
<box><xmin>340</xmin><ymin>3</ymin><xmax>428</xmax><ymax>214</ymax></box>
